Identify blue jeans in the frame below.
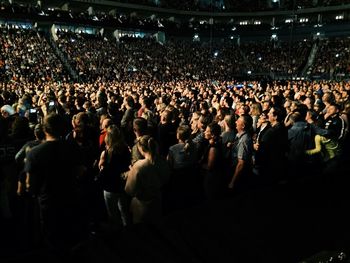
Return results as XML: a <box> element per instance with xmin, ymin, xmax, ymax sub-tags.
<box><xmin>103</xmin><ymin>191</ymin><xmax>129</xmax><ymax>227</ymax></box>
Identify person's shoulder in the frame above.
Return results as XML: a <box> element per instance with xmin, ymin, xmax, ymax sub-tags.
<box><xmin>169</xmin><ymin>143</ymin><xmax>182</xmax><ymax>152</ymax></box>
<box><xmin>134</xmin><ymin>158</ymin><xmax>149</xmax><ymax>168</ymax></box>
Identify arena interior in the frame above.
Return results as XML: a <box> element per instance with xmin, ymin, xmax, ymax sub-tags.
<box><xmin>1</xmin><ymin>0</ymin><xmax>350</xmax><ymax>262</ymax></box>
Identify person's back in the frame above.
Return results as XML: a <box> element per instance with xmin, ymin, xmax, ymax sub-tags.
<box><xmin>125</xmin><ymin>136</ymin><xmax>170</xmax><ymax>224</ymax></box>
<box><xmin>25</xmin><ymin>113</ymin><xmax>87</xmax><ymax>254</ymax></box>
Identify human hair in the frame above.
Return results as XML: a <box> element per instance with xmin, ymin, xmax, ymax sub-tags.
<box><xmin>34</xmin><ymin>124</ymin><xmax>45</xmax><ymax>141</ymax></box>
<box><xmin>105</xmin><ymin>125</ymin><xmax>127</xmax><ymax>154</ymax></box>
<box><xmin>125</xmin><ymin>96</ymin><xmax>135</xmax><ymax>108</ymax></box>
<box><xmin>289</xmin><ymin>112</ymin><xmax>302</xmax><ymax>123</ymax></box>
<box><xmin>240</xmin><ymin>114</ymin><xmax>253</xmax><ymax>133</ymax></box>
<box><xmin>176</xmin><ymin>125</ymin><xmax>193</xmax><ymax>155</ymax></box>
<box><xmin>198</xmin><ymin>115</ymin><xmax>211</xmax><ymax>130</ymax></box>
<box><xmin>11</xmin><ymin>116</ymin><xmax>31</xmax><ymax>139</ymax></box>
<box><xmin>271</xmin><ymin>95</ymin><xmax>283</xmax><ymax>107</ymax></box>
<box><xmin>207</xmin><ymin>122</ymin><xmax>221</xmax><ymax>139</ymax></box>
<box><xmin>43</xmin><ymin>113</ymin><xmax>65</xmax><ymax>139</ymax></box>
<box><xmin>270</xmin><ymin>106</ymin><xmax>285</xmax><ymax>123</ymax></box>
<box><xmin>137</xmin><ymin>135</ymin><xmax>159</xmax><ymax>164</ymax></box>
<box><xmin>142</xmin><ymin>96</ymin><xmax>153</xmax><ymax>109</ymax></box>
<box><xmin>294</xmin><ymin>103</ymin><xmax>308</xmax><ymax>121</ymax></box>
<box><xmin>224</xmin><ymin>114</ymin><xmax>236</xmax><ymax>130</ymax></box>
<box><xmin>224</xmin><ymin>96</ymin><xmax>233</xmax><ymax>108</ymax></box>
<box><xmin>241</xmin><ymin>105</ymin><xmax>250</xmax><ymax>115</ymax></box>
<box><xmin>250</xmin><ymin>102</ymin><xmax>262</xmax><ymax>117</ymax></box>
<box><xmin>74</xmin><ymin>112</ymin><xmax>89</xmax><ymax>128</ymax></box>
<box><xmin>323</xmin><ymin>91</ymin><xmax>335</xmax><ymax>104</ymax></box>
<box><xmin>161</xmin><ymin>109</ymin><xmax>173</xmax><ymax>124</ymax></box>
<box><xmin>133</xmin><ymin>117</ymin><xmax>148</xmax><ymax>136</ymax></box>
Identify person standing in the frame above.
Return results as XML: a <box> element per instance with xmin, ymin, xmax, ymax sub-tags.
<box><xmin>24</xmin><ymin>113</ymin><xmax>88</xmax><ymax>255</ymax></box>
<box><xmin>228</xmin><ymin>115</ymin><xmax>254</xmax><ymax>194</ymax></box>
<box><xmin>98</xmin><ymin>125</ymin><xmax>131</xmax><ymax>228</ymax></box>
<box><xmin>125</xmin><ymin>135</ymin><xmax>170</xmax><ymax>224</ymax></box>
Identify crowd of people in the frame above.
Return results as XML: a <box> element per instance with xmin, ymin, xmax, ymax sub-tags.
<box><xmin>3</xmin><ymin>28</ymin><xmax>350</xmax><ymax>85</ymax></box>
<box><xmin>0</xmin><ymin>27</ymin><xmax>350</xmax><ymax>258</ymax></box>
<box><xmin>307</xmin><ymin>37</ymin><xmax>350</xmax><ymax>79</ymax></box>
<box><xmin>1</xmin><ymin>75</ymin><xmax>349</xmax><ymax>256</ymax></box>
<box><xmin>0</xmin><ymin>28</ymin><xmax>69</xmax><ymax>83</ymax></box>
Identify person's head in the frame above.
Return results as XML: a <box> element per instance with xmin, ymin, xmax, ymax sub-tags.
<box><xmin>1</xmin><ymin>105</ymin><xmax>15</xmax><ymax>118</ymax></box>
<box><xmin>190</xmin><ymin>112</ymin><xmax>201</xmax><ymax>132</ymax></box>
<box><xmin>105</xmin><ymin>125</ymin><xmax>126</xmax><ymax>152</ymax></box>
<box><xmin>101</xmin><ymin>118</ymin><xmax>113</xmax><ymax>132</ymax></box>
<box><xmin>304</xmin><ymin>97</ymin><xmax>314</xmax><ymax>110</ymax></box>
<box><xmin>325</xmin><ymin>103</ymin><xmax>340</xmax><ymax>119</ymax></box>
<box><xmin>294</xmin><ymin>103</ymin><xmax>308</xmax><ymax>121</ymax></box>
<box><xmin>176</xmin><ymin>125</ymin><xmax>191</xmax><ymax>143</ymax></box>
<box><xmin>284</xmin><ymin>99</ymin><xmax>292</xmax><ymax>113</ymax></box>
<box><xmin>133</xmin><ymin>117</ymin><xmax>148</xmax><ymax>137</ymax></box>
<box><xmin>204</xmin><ymin>122</ymin><xmax>221</xmax><ymax>141</ymax></box>
<box><xmin>313</xmin><ymin>101</ymin><xmax>324</xmax><ymax>113</ymax></box>
<box><xmin>290</xmin><ymin>100</ymin><xmax>301</xmax><ymax>113</ymax></box>
<box><xmin>141</xmin><ymin>96</ymin><xmax>152</xmax><ymax>109</ymax></box>
<box><xmin>83</xmin><ymin>101</ymin><xmax>92</xmax><ymax>111</ymax></box>
<box><xmin>11</xmin><ymin>116</ymin><xmax>31</xmax><ymax>139</ymax></box>
<box><xmin>257</xmin><ymin>110</ymin><xmax>269</xmax><ymax>127</ymax></box>
<box><xmin>198</xmin><ymin>115</ymin><xmax>211</xmax><ymax>131</ymax></box>
<box><xmin>34</xmin><ymin>124</ymin><xmax>45</xmax><ymax>141</ymax></box>
<box><xmin>43</xmin><ymin>113</ymin><xmax>65</xmax><ymax>139</ymax></box>
<box><xmin>72</xmin><ymin>112</ymin><xmax>89</xmax><ymax>129</ymax></box>
<box><xmin>262</xmin><ymin>100</ymin><xmax>271</xmax><ymax>111</ymax></box>
<box><xmin>224</xmin><ymin>96</ymin><xmax>233</xmax><ymax>109</ymax></box>
<box><xmin>137</xmin><ymin>135</ymin><xmax>159</xmax><ymax>163</ymax></box>
<box><xmin>238</xmin><ymin>105</ymin><xmax>250</xmax><ymax>116</ymax></box>
<box><xmin>343</xmin><ymin>101</ymin><xmax>350</xmax><ymax>114</ymax></box>
<box><xmin>236</xmin><ymin>114</ymin><xmax>253</xmax><ymax>134</ymax></box>
<box><xmin>322</xmin><ymin>91</ymin><xmax>335</xmax><ymax>105</ymax></box>
<box><xmin>124</xmin><ymin>96</ymin><xmax>135</xmax><ymax>108</ymax></box>
<box><xmin>160</xmin><ymin>109</ymin><xmax>173</xmax><ymax>124</ymax></box>
<box><xmin>268</xmin><ymin>106</ymin><xmax>285</xmax><ymax>125</ymax></box>
<box><xmin>250</xmin><ymin>102</ymin><xmax>262</xmax><ymax>117</ymax></box>
<box><xmin>306</xmin><ymin>109</ymin><xmax>317</xmax><ymax>124</ymax></box>
<box><xmin>223</xmin><ymin>114</ymin><xmax>236</xmax><ymax>131</ymax></box>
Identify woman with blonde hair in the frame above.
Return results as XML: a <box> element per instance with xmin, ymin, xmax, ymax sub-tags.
<box><xmin>125</xmin><ymin>135</ymin><xmax>170</xmax><ymax>224</ymax></box>
<box><xmin>98</xmin><ymin>125</ymin><xmax>131</xmax><ymax>228</ymax></box>
<box><xmin>250</xmin><ymin>102</ymin><xmax>262</xmax><ymax>132</ymax></box>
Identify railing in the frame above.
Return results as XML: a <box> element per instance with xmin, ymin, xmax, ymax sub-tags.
<box><xmin>45</xmin><ymin>32</ymin><xmax>80</xmax><ymax>82</ymax></box>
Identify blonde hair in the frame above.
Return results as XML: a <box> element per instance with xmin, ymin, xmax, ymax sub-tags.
<box><xmin>105</xmin><ymin>125</ymin><xmax>127</xmax><ymax>154</ymax></box>
<box><xmin>137</xmin><ymin>135</ymin><xmax>159</xmax><ymax>164</ymax></box>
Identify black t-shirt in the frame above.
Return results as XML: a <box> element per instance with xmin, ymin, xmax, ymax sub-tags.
<box><xmin>24</xmin><ymin>140</ymin><xmax>84</xmax><ymax>209</ymax></box>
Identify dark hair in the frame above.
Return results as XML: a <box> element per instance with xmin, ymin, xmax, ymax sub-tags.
<box><xmin>34</xmin><ymin>124</ymin><xmax>45</xmax><ymax>141</ymax></box>
<box><xmin>133</xmin><ymin>117</ymin><xmax>148</xmax><ymax>136</ymax></box>
<box><xmin>240</xmin><ymin>114</ymin><xmax>253</xmax><ymax>133</ymax></box>
<box><xmin>43</xmin><ymin>113</ymin><xmax>65</xmax><ymax>138</ymax></box>
<box><xmin>207</xmin><ymin>122</ymin><xmax>222</xmax><ymax>138</ymax></box>
<box><xmin>177</xmin><ymin>125</ymin><xmax>191</xmax><ymax>142</ymax></box>
<box><xmin>307</xmin><ymin>109</ymin><xmax>317</xmax><ymax>122</ymax></box>
<box><xmin>125</xmin><ymin>96</ymin><xmax>135</xmax><ymax>108</ymax></box>
<box><xmin>224</xmin><ymin>96</ymin><xmax>233</xmax><ymax>108</ymax></box>
<box><xmin>142</xmin><ymin>96</ymin><xmax>153</xmax><ymax>109</ymax></box>
<box><xmin>11</xmin><ymin>116</ymin><xmax>31</xmax><ymax>139</ymax></box>
<box><xmin>241</xmin><ymin>105</ymin><xmax>250</xmax><ymax>115</ymax></box>
<box><xmin>177</xmin><ymin>125</ymin><xmax>193</xmax><ymax>155</ymax></box>
<box><xmin>294</xmin><ymin>104</ymin><xmax>308</xmax><ymax>121</ymax></box>
<box><xmin>270</xmin><ymin>106</ymin><xmax>285</xmax><ymax>123</ymax></box>
<box><xmin>161</xmin><ymin>109</ymin><xmax>173</xmax><ymax>123</ymax></box>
